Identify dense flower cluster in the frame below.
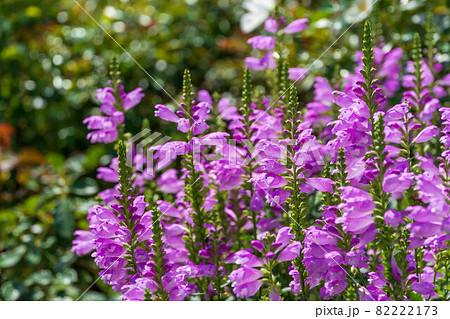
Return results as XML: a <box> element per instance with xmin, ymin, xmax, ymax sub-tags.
<box><xmin>73</xmin><ymin>14</ymin><xmax>450</xmax><ymax>301</ymax></box>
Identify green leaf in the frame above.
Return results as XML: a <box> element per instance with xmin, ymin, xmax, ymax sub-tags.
<box><xmin>55</xmin><ymin>268</ymin><xmax>78</xmax><ymax>285</ymax></box>
<box><xmin>27</xmin><ymin>287</ymin><xmax>45</xmax><ymax>300</ymax></box>
<box><xmin>41</xmin><ymin>235</ymin><xmax>57</xmax><ymax>249</ymax></box>
<box><xmin>24</xmin><ymin>270</ymin><xmax>53</xmax><ymax>286</ymax></box>
<box><xmin>83</xmin><ymin>144</ymin><xmax>107</xmax><ymax>170</ymax></box>
<box><xmin>410</xmin><ymin>291</ymin><xmax>424</xmax><ymax>301</ymax></box>
<box><xmin>25</xmin><ymin>246</ymin><xmax>42</xmax><ymax>265</ymax></box>
<box><xmin>53</xmin><ymin>200</ymin><xmax>74</xmax><ymax>239</ymax></box>
<box><xmin>22</xmin><ymin>195</ymin><xmax>40</xmax><ymax>212</ymax></box>
<box><xmin>70</xmin><ymin>177</ymin><xmax>98</xmax><ymax>196</ymax></box>
<box><xmin>46</xmin><ymin>152</ymin><xmax>65</xmax><ymax>172</ymax></box>
<box><xmin>1</xmin><ymin>281</ymin><xmax>25</xmax><ymax>301</ymax></box>
<box><xmin>66</xmin><ymin>154</ymin><xmax>85</xmax><ymax>180</ymax></box>
<box><xmin>0</xmin><ymin>245</ymin><xmax>27</xmax><ymax>268</ymax></box>
<box><xmin>79</xmin><ymin>291</ymin><xmax>109</xmax><ymax>301</ymax></box>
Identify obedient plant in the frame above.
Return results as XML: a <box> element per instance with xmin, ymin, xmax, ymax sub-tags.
<box><xmin>73</xmin><ymin>11</ymin><xmax>450</xmax><ymax>301</ymax></box>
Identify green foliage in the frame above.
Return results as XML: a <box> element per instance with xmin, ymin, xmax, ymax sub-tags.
<box><xmin>149</xmin><ymin>206</ymin><xmax>168</xmax><ymax>301</ymax></box>
<box><xmin>240</xmin><ymin>68</ymin><xmax>253</xmax><ymax>127</ymax></box>
<box><xmin>360</xmin><ymin>21</ymin><xmax>378</xmax><ymax>117</ymax></box>
<box><xmin>0</xmin><ymin>145</ymin><xmax>115</xmax><ymax>300</ymax></box>
<box><xmin>284</xmin><ymin>86</ymin><xmax>308</xmax><ymax>232</ymax></box>
<box><xmin>0</xmin><ymin>195</ymin><xmax>116</xmax><ymax>300</ymax></box>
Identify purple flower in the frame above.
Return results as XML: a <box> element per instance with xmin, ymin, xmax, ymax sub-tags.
<box><xmin>368</xmin><ymin>265</ymin><xmax>391</xmax><ymax>291</ymax></box>
<box><xmin>83</xmin><ymin>85</ymin><xmax>144</xmax><ymax>145</ymax></box>
<box><xmin>193</xmin><ymin>119</ymin><xmax>209</xmax><ymax>135</ymax></box>
<box><xmin>288</xmin><ymin>67</ymin><xmax>308</xmax><ymax>81</ymax></box>
<box><xmin>305</xmin><ymin>77</ymin><xmax>334</xmax><ymax>127</ymax></box>
<box><xmin>74</xmin><ymin>29</ymin><xmax>450</xmax><ymax>302</ymax></box>
<box><xmin>443</xmin><ymin>217</ymin><xmax>450</xmax><ymax>234</ymax></box>
<box><xmin>327</xmin><ymin>91</ymin><xmax>372</xmax><ymax>158</ymax></box>
<box><xmin>162</xmin><ymin>271</ymin><xmax>191</xmax><ymax>301</ymax></box>
<box><xmin>72</xmin><ymin>230</ymin><xmax>95</xmax><ymax>255</ymax></box>
<box><xmin>225</xmin><ymin>250</ymin><xmax>263</xmax><ymax>267</ymax></box>
<box><xmin>274</xmin><ymin>227</ymin><xmax>295</xmax><ymax>251</ymax></box>
<box><xmin>157</xmin><ymin>200</ymin><xmax>182</xmax><ymax>218</ymax></box>
<box><xmin>123</xmin><ymin>88</ymin><xmax>144</xmax><ymax>111</ymax></box>
<box><xmin>95</xmin><ymin>87</ymin><xmax>116</xmax><ymax>115</ymax></box>
<box><xmin>216</xmin><ymin>162</ymin><xmax>244</xmax><ymax>191</ymax></box>
<box><xmin>359</xmin><ymin>286</ymin><xmax>389</xmax><ymax>301</ymax></box>
<box><xmin>345</xmin><ymin>249</ymin><xmax>368</xmax><ymax>268</ymax></box>
<box><xmin>155</xmin><ymin>104</ymin><xmax>179</xmax><ymax>122</ymax></box>
<box><xmin>245</xmin><ymin>52</ymin><xmax>276</xmax><ymax>71</ymax></box>
<box><xmin>266</xmin><ymin>189</ymin><xmax>290</xmax><ymax>207</ymax></box>
<box><xmin>229</xmin><ymin>267</ymin><xmax>263</xmax><ymax>298</ymax></box>
<box><xmin>407</xmin><ymin>206</ymin><xmax>444</xmax><ymax>238</ymax></box>
<box><xmin>320</xmin><ymin>273</ymin><xmax>348</xmax><ymax>300</ymax></box>
<box><xmin>404</xmin><ymin>60</ymin><xmax>434</xmax><ymax>87</ymax></box>
<box><xmin>157</xmin><ymin>169</ymin><xmax>183</xmax><ymax>194</ymax></box>
<box><xmin>335</xmin><ymin>187</ymin><xmax>375</xmax><ymax>234</ymax></box>
<box><xmin>95</xmin><ymin>87</ymin><xmax>115</xmax><ymax>105</ymax></box>
<box><xmin>383</xmin><ymin>170</ymin><xmax>414</xmax><ymax>194</ymax></box>
<box><xmin>283</xmin><ymin>18</ymin><xmax>308</xmax><ymax>34</ymax></box>
<box><xmin>177</xmin><ymin>118</ymin><xmax>191</xmax><ymax>133</ymax></box>
<box><xmin>289</xmin><ymin>263</ymin><xmax>301</xmax><ymax>294</ymax></box>
<box><xmin>264</xmin><ymin>17</ymin><xmax>278</xmax><ymax>33</ymax></box>
<box><xmin>277</xmin><ymin>242</ymin><xmax>301</xmax><ymax>262</ymax></box>
<box><xmin>250</xmin><ymin>192</ymin><xmax>265</xmax><ymax>212</ymax></box>
<box><xmin>263</xmin><ymin>173</ymin><xmax>287</xmax><ymax>188</ymax></box>
<box><xmin>122</xmin><ymin>277</ymin><xmax>158</xmax><ymax>301</ymax></box>
<box><xmin>305</xmin><ymin>177</ymin><xmax>334</xmax><ymax>193</ymax></box>
<box><xmin>251</xmin><ymin>240</ymin><xmax>264</xmax><ymax>252</ymax></box>
<box><xmin>384</xmin><ymin>103</ymin><xmax>409</xmax><ymax>121</ymax></box>
<box><xmin>97</xmin><ymin>166</ymin><xmax>119</xmax><ymax>183</ymax></box>
<box><xmin>83</xmin><ymin>115</ymin><xmax>120</xmax><ymax>144</ymax></box>
<box><xmin>413</xmin><ymin>125</ymin><xmax>439</xmax><ymax>143</ymax></box>
<box><xmin>303</xmin><ymin>226</ymin><xmax>346</xmax><ymax>296</ymax></box>
<box><xmin>197</xmin><ymin>90</ymin><xmax>213</xmax><ymax>106</ymax></box>
<box><xmin>247</xmin><ymin>36</ymin><xmax>275</xmax><ymax>50</ymax></box>
<box><xmin>411</xmin><ymin>282</ymin><xmax>435</xmax><ymax>296</ymax></box>
<box><xmin>391</xmin><ymin>253</ymin><xmax>402</xmax><ymax>283</ymax></box>
<box><xmin>269</xmin><ymin>288</ymin><xmax>281</xmax><ymax>301</ymax></box>
<box><xmin>384</xmin><ymin>210</ymin><xmax>404</xmax><ymax>228</ymax></box>
<box><xmin>150</xmin><ymin>141</ymin><xmax>189</xmax><ymax>170</ymax></box>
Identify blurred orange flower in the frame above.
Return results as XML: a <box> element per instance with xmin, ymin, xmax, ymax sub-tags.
<box><xmin>0</xmin><ymin>123</ymin><xmax>15</xmax><ymax>149</ymax></box>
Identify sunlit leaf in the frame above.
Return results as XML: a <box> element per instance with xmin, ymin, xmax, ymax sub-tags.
<box><xmin>53</xmin><ymin>200</ymin><xmax>74</xmax><ymax>240</ymax></box>
<box><xmin>70</xmin><ymin>177</ymin><xmax>98</xmax><ymax>196</ymax></box>
<box><xmin>0</xmin><ymin>245</ymin><xmax>27</xmax><ymax>268</ymax></box>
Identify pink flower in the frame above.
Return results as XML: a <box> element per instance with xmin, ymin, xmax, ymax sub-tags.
<box><xmin>413</xmin><ymin>125</ymin><xmax>439</xmax><ymax>143</ymax></box>
<box><xmin>250</xmin><ymin>192</ymin><xmax>264</xmax><ymax>212</ymax></box>
<box><xmin>336</xmin><ymin>187</ymin><xmax>375</xmax><ymax>234</ymax></box>
<box><xmin>71</xmin><ymin>230</ymin><xmax>95</xmax><ymax>255</ymax></box>
<box><xmin>288</xmin><ymin>67</ymin><xmax>308</xmax><ymax>81</ymax></box>
<box><xmin>155</xmin><ymin>104</ymin><xmax>179</xmax><ymax>122</ymax></box>
<box><xmin>247</xmin><ymin>36</ymin><xmax>275</xmax><ymax>50</ymax></box>
<box><xmin>411</xmin><ymin>282</ymin><xmax>435</xmax><ymax>296</ymax></box>
<box><xmin>283</xmin><ymin>18</ymin><xmax>308</xmax><ymax>34</ymax></box>
<box><xmin>229</xmin><ymin>267</ymin><xmax>263</xmax><ymax>298</ymax></box>
<box><xmin>277</xmin><ymin>242</ymin><xmax>301</xmax><ymax>262</ymax></box>
<box><xmin>123</xmin><ymin>88</ymin><xmax>144</xmax><ymax>110</ymax></box>
<box><xmin>245</xmin><ymin>52</ymin><xmax>276</xmax><ymax>71</ymax></box>
<box><xmin>264</xmin><ymin>17</ymin><xmax>278</xmax><ymax>33</ymax></box>
<box><xmin>305</xmin><ymin>177</ymin><xmax>334</xmax><ymax>193</ymax></box>
<box><xmin>225</xmin><ymin>250</ymin><xmax>263</xmax><ymax>267</ymax></box>
<box><xmin>95</xmin><ymin>87</ymin><xmax>115</xmax><ymax>105</ymax></box>
<box><xmin>384</xmin><ymin>210</ymin><xmax>404</xmax><ymax>227</ymax></box>
<box><xmin>216</xmin><ymin>163</ymin><xmax>244</xmax><ymax>191</ymax></box>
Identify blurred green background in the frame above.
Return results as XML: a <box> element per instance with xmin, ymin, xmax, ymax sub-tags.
<box><xmin>0</xmin><ymin>0</ymin><xmax>448</xmax><ymax>300</ymax></box>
